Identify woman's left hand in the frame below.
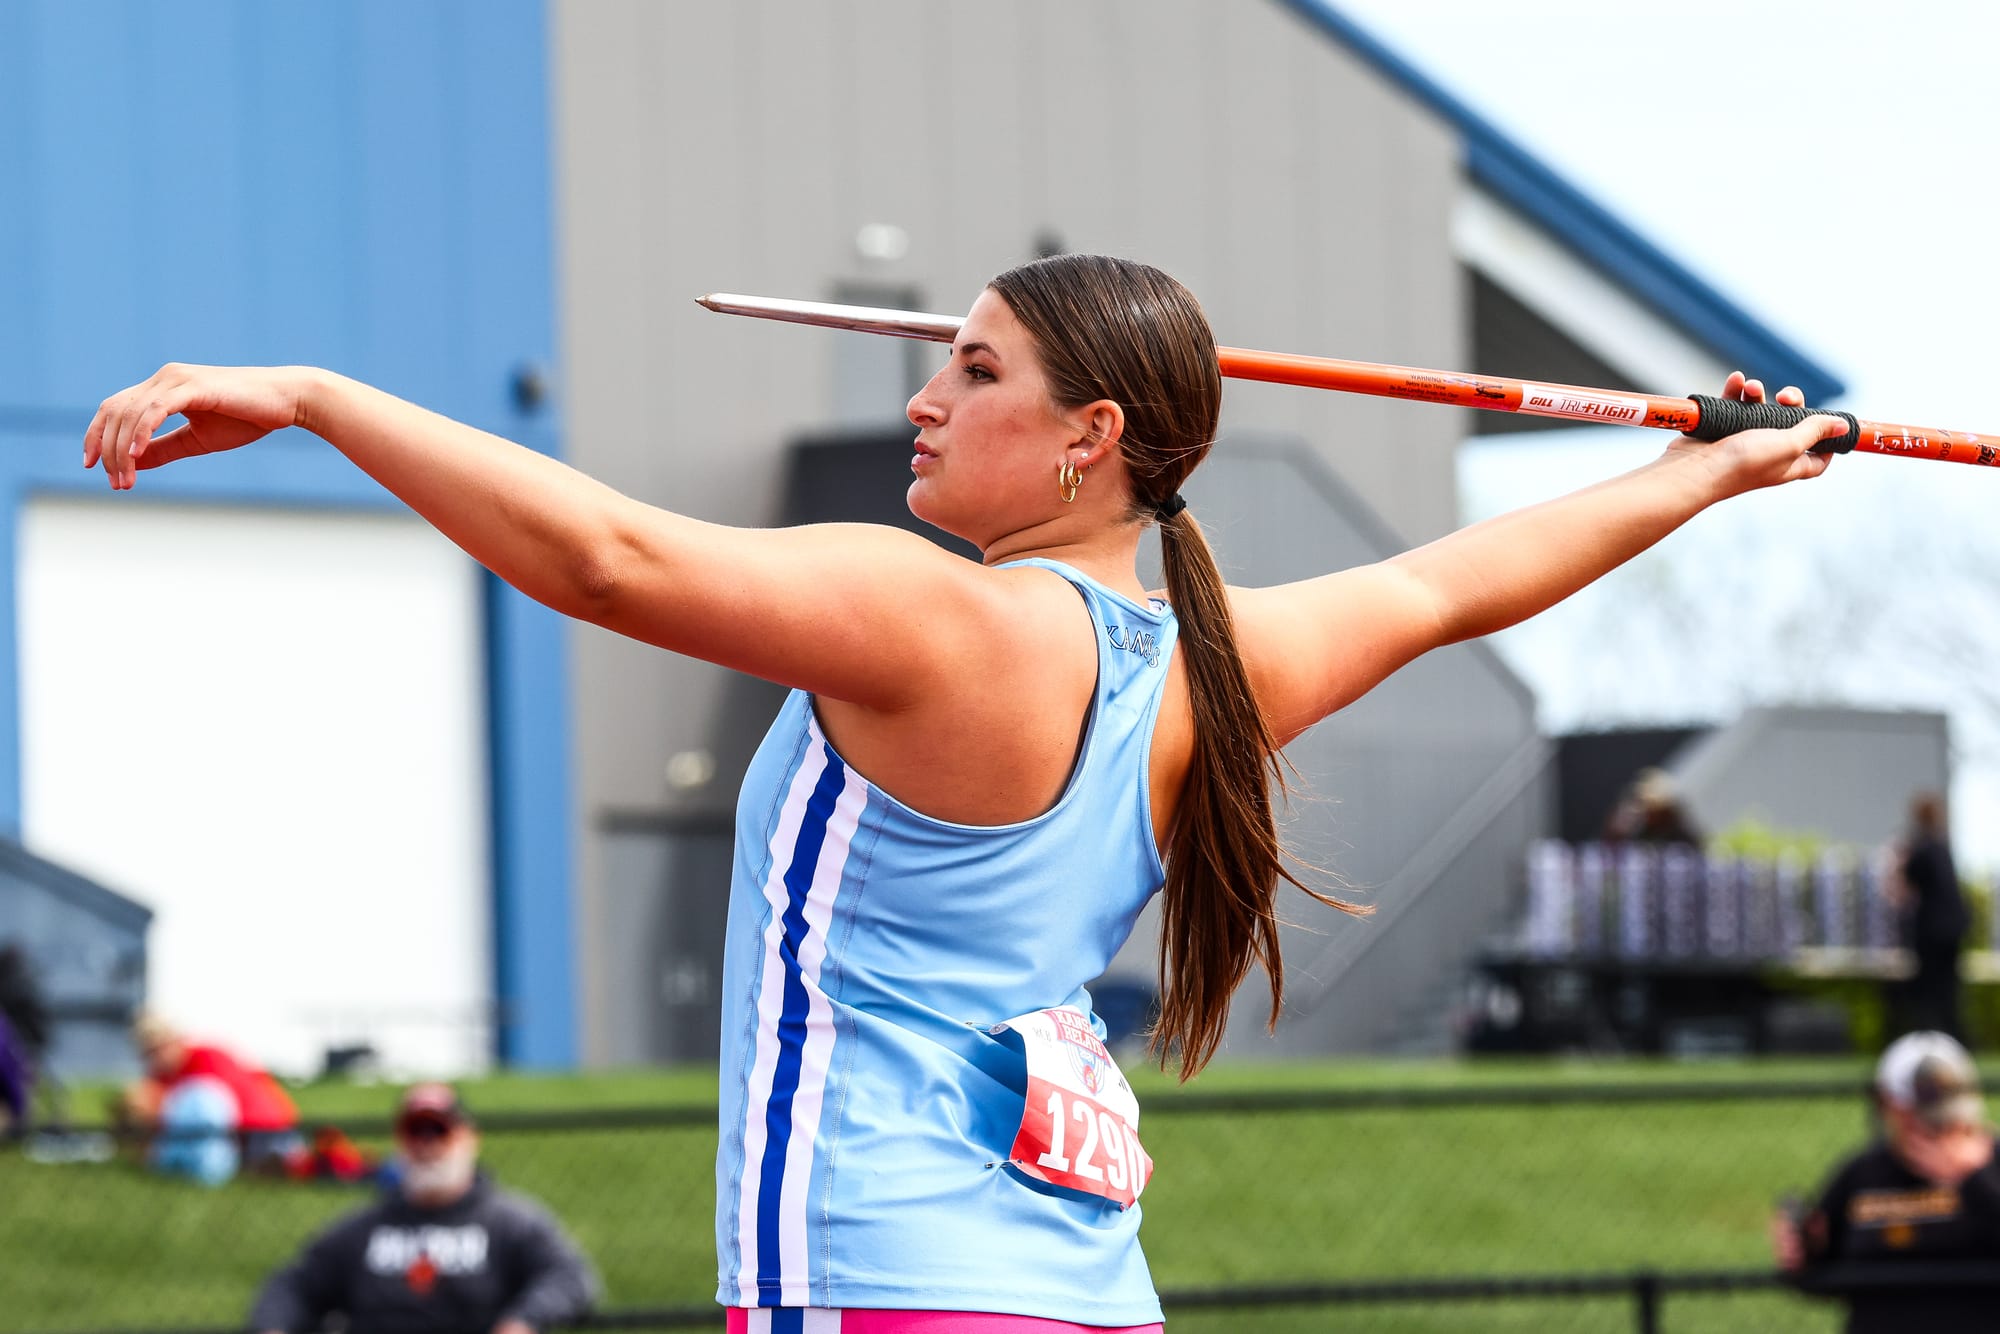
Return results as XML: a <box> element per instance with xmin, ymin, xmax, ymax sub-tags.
<box><xmin>83</xmin><ymin>363</ymin><xmax>310</xmax><ymax>491</ymax></box>
<box><xmin>1665</xmin><ymin>372</ymin><xmax>1846</xmax><ymax>498</ymax></box>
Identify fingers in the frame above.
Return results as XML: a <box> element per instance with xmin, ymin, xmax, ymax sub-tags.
<box><xmin>1722</xmin><ymin>373</ymin><xmax>1768</xmax><ymax>403</ymax></box>
<box><xmin>1782</xmin><ymin>414</ymin><xmax>1847</xmax><ymax>482</ymax></box>
<box><xmin>1719</xmin><ymin>374</ymin><xmax>1806</xmax><ymax>409</ymax></box>
<box><xmin>129</xmin><ymin>394</ymin><xmax>183</xmax><ymax>468</ymax></box>
<box><xmin>85</xmin><ymin>366</ymin><xmax>185</xmax><ymax>490</ymax></box>
<box><xmin>82</xmin><ymin>406</ymin><xmax>107</xmax><ymax>471</ymax></box>
<box><xmin>124</xmin><ymin>423</ymin><xmax>198</xmax><ymax>473</ymax></box>
<box><xmin>89</xmin><ymin>383</ymin><xmax>138</xmax><ymax>489</ymax></box>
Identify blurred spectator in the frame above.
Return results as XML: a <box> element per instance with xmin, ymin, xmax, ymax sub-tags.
<box><xmin>120</xmin><ymin>1012</ymin><xmax>300</xmax><ymax>1180</ymax></box>
<box><xmin>150</xmin><ymin>1073</ymin><xmax>246</xmax><ymax>1187</ymax></box>
<box><xmin>1773</xmin><ymin>1032</ymin><xmax>2000</xmax><ymax>1333</ymax></box>
<box><xmin>0</xmin><ymin>942</ymin><xmax>50</xmax><ymax>1061</ymax></box>
<box><xmin>249</xmin><ymin>1084</ymin><xmax>599</xmax><ymax>1334</ymax></box>
<box><xmin>0</xmin><ymin>1010</ymin><xmax>30</xmax><ymax>1134</ymax></box>
<box><xmin>1603</xmin><ymin>767</ymin><xmax>1702</xmax><ymax>848</ymax></box>
<box><xmin>280</xmin><ymin>1124</ymin><xmax>383</xmax><ymax>1185</ymax></box>
<box><xmin>1891</xmin><ymin>792</ymin><xmax>1967</xmax><ymax>1041</ymax></box>
<box><xmin>0</xmin><ymin>941</ymin><xmax>49</xmax><ymax>1133</ymax></box>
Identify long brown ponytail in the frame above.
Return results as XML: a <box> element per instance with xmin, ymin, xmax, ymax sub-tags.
<box><xmin>990</xmin><ymin>254</ymin><xmax>1364</xmax><ymax>1078</ymax></box>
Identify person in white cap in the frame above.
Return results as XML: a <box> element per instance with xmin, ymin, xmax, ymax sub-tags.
<box><xmin>1772</xmin><ymin>1032</ymin><xmax>2000</xmax><ymax>1332</ymax></box>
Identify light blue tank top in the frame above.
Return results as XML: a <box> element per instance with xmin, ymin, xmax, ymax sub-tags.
<box><xmin>714</xmin><ymin>558</ymin><xmax>1178</xmax><ymax>1323</ymax></box>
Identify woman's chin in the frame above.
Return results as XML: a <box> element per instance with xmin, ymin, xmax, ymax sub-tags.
<box><xmin>905</xmin><ymin>481</ymin><xmax>948</xmax><ymax>528</ymax></box>
<box><xmin>905</xmin><ymin>485</ymin><xmax>983</xmax><ymax>549</ymax></box>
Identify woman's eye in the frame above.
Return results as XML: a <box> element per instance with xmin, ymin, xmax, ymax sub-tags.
<box><xmin>963</xmin><ymin>365</ymin><xmax>993</xmax><ymax>382</ymax></box>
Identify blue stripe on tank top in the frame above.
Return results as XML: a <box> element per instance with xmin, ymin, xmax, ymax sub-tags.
<box><xmin>772</xmin><ymin>1310</ymin><xmax>804</xmax><ymax>1334</ymax></box>
<box><xmin>755</xmin><ymin>749</ymin><xmax>848</xmax><ymax>1304</ymax></box>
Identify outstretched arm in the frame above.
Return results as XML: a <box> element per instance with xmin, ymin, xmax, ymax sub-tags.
<box><xmin>84</xmin><ymin>365</ymin><xmax>993</xmax><ymax>710</ymax></box>
<box><xmin>1236</xmin><ymin>377</ymin><xmax>1844</xmax><ymax>743</ymax></box>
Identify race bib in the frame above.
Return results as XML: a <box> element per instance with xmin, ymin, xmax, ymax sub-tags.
<box><xmin>992</xmin><ymin>1007</ymin><xmax>1153</xmax><ymax>1208</ymax></box>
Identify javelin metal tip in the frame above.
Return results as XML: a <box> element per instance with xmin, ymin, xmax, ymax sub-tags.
<box><xmin>694</xmin><ymin>292</ymin><xmax>963</xmax><ymax>344</ymax></box>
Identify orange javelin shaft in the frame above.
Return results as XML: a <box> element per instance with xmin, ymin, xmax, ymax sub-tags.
<box><xmin>696</xmin><ymin>293</ymin><xmax>2000</xmax><ymax>468</ymax></box>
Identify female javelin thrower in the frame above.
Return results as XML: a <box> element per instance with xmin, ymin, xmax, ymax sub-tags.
<box><xmin>85</xmin><ymin>254</ymin><xmax>1845</xmax><ymax>1332</ymax></box>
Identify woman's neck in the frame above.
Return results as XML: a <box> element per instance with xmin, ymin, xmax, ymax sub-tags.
<box><xmin>982</xmin><ymin>525</ymin><xmax>1149</xmax><ymax>601</ymax></box>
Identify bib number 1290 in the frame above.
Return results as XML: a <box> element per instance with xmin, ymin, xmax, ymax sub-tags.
<box><xmin>994</xmin><ymin>1007</ymin><xmax>1153</xmax><ymax>1208</ymax></box>
<box><xmin>1035</xmin><ymin>1089</ymin><xmax>1144</xmax><ymax>1194</ymax></box>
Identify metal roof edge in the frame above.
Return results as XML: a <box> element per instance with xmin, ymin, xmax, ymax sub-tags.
<box><xmin>1274</xmin><ymin>0</ymin><xmax>1846</xmax><ymax>403</ymax></box>
<box><xmin>0</xmin><ymin>839</ymin><xmax>153</xmax><ymax>930</ymax></box>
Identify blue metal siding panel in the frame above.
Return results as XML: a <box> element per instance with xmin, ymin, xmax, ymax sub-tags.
<box><xmin>0</xmin><ymin>3</ymin><xmax>40</xmax><ymax>393</ymax></box>
<box><xmin>0</xmin><ymin>0</ymin><xmax>574</xmax><ymax>1067</ymax></box>
<box><xmin>452</xmin><ymin>0</ymin><xmax>574</xmax><ymax>1070</ymax></box>
<box><xmin>485</xmin><ymin>575</ymin><xmax>577</xmax><ymax>1073</ymax></box>
<box><xmin>457</xmin><ymin>7</ymin><xmax>562</xmax><ymax>429</ymax></box>
<box><xmin>1274</xmin><ymin>0</ymin><xmax>1845</xmax><ymax>404</ymax></box>
<box><xmin>2</xmin><ymin>1</ymin><xmax>556</xmax><ymax>424</ymax></box>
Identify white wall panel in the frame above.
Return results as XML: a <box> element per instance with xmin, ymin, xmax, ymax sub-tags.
<box><xmin>18</xmin><ymin>499</ymin><xmax>490</xmax><ymax>1077</ymax></box>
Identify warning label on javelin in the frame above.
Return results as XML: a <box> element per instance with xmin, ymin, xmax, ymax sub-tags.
<box><xmin>1520</xmin><ymin>388</ymin><xmax>1647</xmax><ymax>424</ymax></box>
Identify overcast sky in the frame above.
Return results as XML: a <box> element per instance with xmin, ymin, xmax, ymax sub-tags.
<box><xmin>1334</xmin><ymin>0</ymin><xmax>2000</xmax><ymax>867</ymax></box>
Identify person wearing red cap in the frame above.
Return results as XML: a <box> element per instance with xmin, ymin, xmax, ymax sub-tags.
<box><xmin>248</xmin><ymin>1084</ymin><xmax>598</xmax><ymax>1334</ymax></box>
<box><xmin>1772</xmin><ymin>1033</ymin><xmax>2000</xmax><ymax>1333</ymax></box>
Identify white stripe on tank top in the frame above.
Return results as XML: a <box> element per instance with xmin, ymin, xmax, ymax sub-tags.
<box><xmin>734</xmin><ymin>734</ymin><xmax>868</xmax><ymax>1306</ymax></box>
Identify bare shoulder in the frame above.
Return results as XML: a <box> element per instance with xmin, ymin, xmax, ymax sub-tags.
<box><xmin>599</xmin><ymin>518</ymin><xmax>1032</xmax><ymax>712</ymax></box>
<box><xmin>815</xmin><ymin>557</ymin><xmax>1104</xmax><ymax>825</ymax></box>
<box><xmin>797</xmin><ymin>536</ymin><xmax>1094</xmax><ymax>702</ymax></box>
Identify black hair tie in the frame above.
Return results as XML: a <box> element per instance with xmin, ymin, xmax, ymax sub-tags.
<box><xmin>1155</xmin><ymin>493</ymin><xmax>1188</xmax><ymax>521</ymax></box>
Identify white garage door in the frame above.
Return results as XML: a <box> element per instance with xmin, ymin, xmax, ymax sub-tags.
<box><xmin>18</xmin><ymin>497</ymin><xmax>491</xmax><ymax>1077</ymax></box>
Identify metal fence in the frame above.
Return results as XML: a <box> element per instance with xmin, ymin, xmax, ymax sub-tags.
<box><xmin>0</xmin><ymin>1077</ymin><xmax>1948</xmax><ymax>1333</ymax></box>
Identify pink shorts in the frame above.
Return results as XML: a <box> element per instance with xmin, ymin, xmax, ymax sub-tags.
<box><xmin>725</xmin><ymin>1309</ymin><xmax>1164</xmax><ymax>1334</ymax></box>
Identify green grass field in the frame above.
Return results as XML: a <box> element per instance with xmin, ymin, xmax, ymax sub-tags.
<box><xmin>3</xmin><ymin>1058</ymin><xmax>1871</xmax><ymax>1333</ymax></box>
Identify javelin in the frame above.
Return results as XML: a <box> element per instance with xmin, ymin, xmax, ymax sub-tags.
<box><xmin>697</xmin><ymin>292</ymin><xmax>2000</xmax><ymax>469</ymax></box>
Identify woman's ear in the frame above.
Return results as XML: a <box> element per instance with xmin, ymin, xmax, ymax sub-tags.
<box><xmin>1073</xmin><ymin>400</ymin><xmax>1126</xmax><ymax>468</ymax></box>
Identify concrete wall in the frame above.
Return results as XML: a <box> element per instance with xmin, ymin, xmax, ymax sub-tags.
<box><xmin>1673</xmin><ymin>707</ymin><xmax>1951</xmax><ymax>850</ymax></box>
<box><xmin>552</xmin><ymin>0</ymin><xmax>1469</xmax><ymax>1062</ymax></box>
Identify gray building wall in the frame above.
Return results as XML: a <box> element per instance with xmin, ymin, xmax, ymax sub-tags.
<box><xmin>0</xmin><ymin>842</ymin><xmax>150</xmax><ymax>1079</ymax></box>
<box><xmin>552</xmin><ymin>0</ymin><xmax>1468</xmax><ymax>1063</ymax></box>
<box><xmin>1671</xmin><ymin>707</ymin><xmax>1951</xmax><ymax>850</ymax></box>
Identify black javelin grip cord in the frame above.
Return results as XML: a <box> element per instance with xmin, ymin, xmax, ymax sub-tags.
<box><xmin>1689</xmin><ymin>395</ymin><xmax>1860</xmax><ymax>453</ymax></box>
<box><xmin>696</xmin><ymin>292</ymin><xmax>2000</xmax><ymax>468</ymax></box>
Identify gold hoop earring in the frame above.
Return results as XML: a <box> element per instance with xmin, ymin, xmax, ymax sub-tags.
<box><xmin>1057</xmin><ymin>460</ymin><xmax>1082</xmax><ymax>504</ymax></box>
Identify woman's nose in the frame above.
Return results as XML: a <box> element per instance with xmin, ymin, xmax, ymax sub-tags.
<box><xmin>907</xmin><ymin>368</ymin><xmax>947</xmax><ymax>427</ymax></box>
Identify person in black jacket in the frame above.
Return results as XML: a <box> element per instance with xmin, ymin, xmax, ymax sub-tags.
<box><xmin>250</xmin><ymin>1084</ymin><xmax>598</xmax><ymax>1334</ymax></box>
<box><xmin>0</xmin><ymin>942</ymin><xmax>50</xmax><ymax>1057</ymax></box>
<box><xmin>0</xmin><ymin>942</ymin><xmax>50</xmax><ymax>1132</ymax></box>
<box><xmin>1772</xmin><ymin>1032</ymin><xmax>2000</xmax><ymax>1333</ymax></box>
<box><xmin>1895</xmin><ymin>792</ymin><xmax>1968</xmax><ymax>1041</ymax></box>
